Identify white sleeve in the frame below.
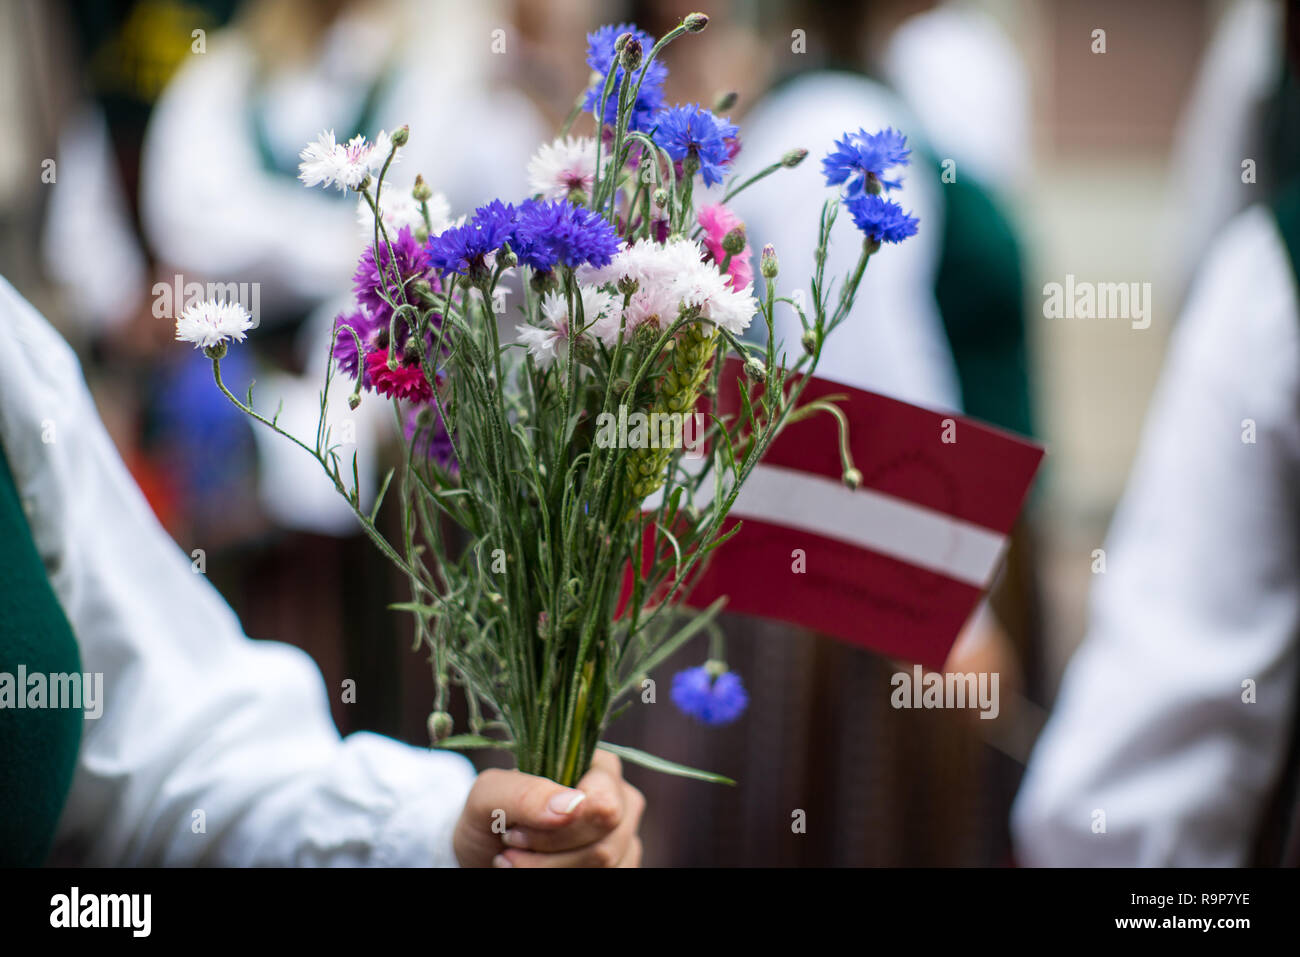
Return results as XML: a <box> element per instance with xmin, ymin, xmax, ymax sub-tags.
<box><xmin>1011</xmin><ymin>205</ymin><xmax>1300</xmax><ymax>865</ymax></box>
<box><xmin>0</xmin><ymin>277</ymin><xmax>476</xmax><ymax>866</ymax></box>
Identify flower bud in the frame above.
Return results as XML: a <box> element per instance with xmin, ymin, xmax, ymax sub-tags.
<box><xmin>801</xmin><ymin>330</ymin><xmax>818</xmax><ymax>355</ymax></box>
<box><xmin>391</xmin><ymin>125</ymin><xmax>409</xmax><ymax>147</ymax></box>
<box><xmin>760</xmin><ymin>244</ymin><xmax>779</xmax><ymax>278</ymax></box>
<box><xmin>652</xmin><ymin>188</ymin><xmax>669</xmax><ymax>208</ymax></box>
<box><xmin>357</xmin><ymin>174</ymin><xmax>372</xmax><ymax>192</ymax></box>
<box><xmin>743</xmin><ymin>355</ymin><xmax>766</xmax><ymax>380</ymax></box>
<box><xmin>499</xmin><ymin>242</ymin><xmax>518</xmax><ymax>268</ymax></box>
<box><xmin>634</xmin><ymin>321</ymin><xmax>661</xmax><ymax>350</ymax></box>
<box><xmin>721</xmin><ymin>226</ymin><xmax>747</xmax><ymax>256</ymax></box>
<box><xmin>781</xmin><ymin>148</ymin><xmax>808</xmax><ymax>168</ymax></box>
<box><xmin>536</xmin><ymin>610</ymin><xmax>552</xmax><ymax>640</ymax></box>
<box><xmin>574</xmin><ymin>335</ymin><xmax>596</xmax><ymax>365</ymax></box>
<box><xmin>427</xmin><ymin>711</ymin><xmax>453</xmax><ymax>743</ymax></box>
<box><xmin>412</xmin><ymin>174</ymin><xmax>433</xmax><ymax>202</ymax></box>
<box><xmin>842</xmin><ymin>467</ymin><xmax>863</xmax><ymax>490</ymax></box>
<box><xmin>684</xmin><ymin>12</ymin><xmax>709</xmax><ymax>32</ymax></box>
<box><xmin>402</xmin><ymin>336</ymin><xmax>421</xmax><ymax>364</ymax></box>
<box><xmin>347</xmin><ymin>392</ymin><xmax>362</xmax><ymax>411</ymax></box>
<box><xmin>619</xmin><ymin>36</ymin><xmax>643</xmax><ymax>72</ymax></box>
<box><xmin>617</xmin><ymin>275</ymin><xmax>639</xmax><ymax>297</ymax></box>
<box><xmin>713</xmin><ymin>90</ymin><xmax>738</xmax><ymax>113</ymax></box>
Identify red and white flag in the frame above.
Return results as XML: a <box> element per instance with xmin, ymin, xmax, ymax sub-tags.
<box><xmin>684</xmin><ymin>360</ymin><xmax>1043</xmax><ymax>669</ymax></box>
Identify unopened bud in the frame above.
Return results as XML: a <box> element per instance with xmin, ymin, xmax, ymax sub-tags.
<box><xmin>634</xmin><ymin>321</ymin><xmax>660</xmax><ymax>349</ymax></box>
<box><xmin>402</xmin><ymin>337</ymin><xmax>421</xmax><ymax>364</ymax></box>
<box><xmin>427</xmin><ymin>711</ymin><xmax>453</xmax><ymax>743</ymax></box>
<box><xmin>760</xmin><ymin>244</ymin><xmax>779</xmax><ymax>278</ymax></box>
<box><xmin>619</xmin><ymin>36</ymin><xmax>643</xmax><ymax>72</ymax></box>
<box><xmin>721</xmin><ymin>226</ymin><xmax>747</xmax><ymax>256</ymax></box>
<box><xmin>801</xmin><ymin>330</ymin><xmax>818</xmax><ymax>355</ymax></box>
<box><xmin>412</xmin><ymin>174</ymin><xmax>433</xmax><ymax>202</ymax></box>
<box><xmin>617</xmin><ymin>275</ymin><xmax>639</xmax><ymax>297</ymax></box>
<box><xmin>713</xmin><ymin>91</ymin><xmax>738</xmax><ymax>113</ymax></box>
<box><xmin>391</xmin><ymin>125</ymin><xmax>409</xmax><ymax>147</ymax></box>
<box><xmin>781</xmin><ymin>148</ymin><xmax>808</xmax><ymax>168</ymax></box>
<box><xmin>574</xmin><ymin>336</ymin><xmax>596</xmax><ymax>365</ymax></box>
<box><xmin>499</xmin><ymin>242</ymin><xmax>518</xmax><ymax>268</ymax></box>
<box><xmin>743</xmin><ymin>356</ymin><xmax>766</xmax><ymax>380</ymax></box>
<box><xmin>347</xmin><ymin>392</ymin><xmax>362</xmax><ymax>411</ymax></box>
<box><xmin>357</xmin><ymin>174</ymin><xmax>372</xmax><ymax>192</ymax></box>
<box><xmin>652</xmin><ymin>188</ymin><xmax>669</xmax><ymax>208</ymax></box>
<box><xmin>683</xmin><ymin>12</ymin><xmax>709</xmax><ymax>33</ymax></box>
<box><xmin>842</xmin><ymin>467</ymin><xmax>863</xmax><ymax>490</ymax></box>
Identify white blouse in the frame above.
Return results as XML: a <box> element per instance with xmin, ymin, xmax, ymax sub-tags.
<box><xmin>1013</xmin><ymin>204</ymin><xmax>1300</xmax><ymax>865</ymax></box>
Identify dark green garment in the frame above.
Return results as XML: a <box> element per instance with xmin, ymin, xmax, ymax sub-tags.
<box><xmin>0</xmin><ymin>441</ymin><xmax>83</xmax><ymax>866</ymax></box>
<box><xmin>927</xmin><ymin>157</ymin><xmax>1035</xmax><ymax>439</ymax></box>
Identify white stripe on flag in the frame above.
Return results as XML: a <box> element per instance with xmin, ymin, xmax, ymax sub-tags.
<box><xmin>728</xmin><ymin>464</ymin><xmax>1007</xmax><ymax>588</ymax></box>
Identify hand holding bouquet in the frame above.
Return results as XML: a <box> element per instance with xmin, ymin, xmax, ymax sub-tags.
<box><xmin>176</xmin><ymin>12</ymin><xmax>918</xmax><ymax>788</ymax></box>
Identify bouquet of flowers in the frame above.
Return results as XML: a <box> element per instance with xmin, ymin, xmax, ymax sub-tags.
<box><xmin>175</xmin><ymin>12</ymin><xmax>917</xmax><ymax>787</ymax></box>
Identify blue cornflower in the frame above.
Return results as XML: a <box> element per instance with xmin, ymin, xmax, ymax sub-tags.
<box><xmin>512</xmin><ymin>198</ymin><xmax>621</xmax><ymax>272</ymax></box>
<box><xmin>583</xmin><ymin>23</ymin><xmax>668</xmax><ymax>131</ymax></box>
<box><xmin>652</xmin><ymin>104</ymin><xmax>739</xmax><ymax>188</ymax></box>
<box><xmin>671</xmin><ymin>664</ymin><xmax>748</xmax><ymax>726</ymax></box>
<box><xmin>845</xmin><ymin>193</ymin><xmax>920</xmax><ymax>244</ymax></box>
<box><xmin>425</xmin><ymin>200</ymin><xmax>517</xmax><ymax>275</ymax></box>
<box><xmin>822</xmin><ymin>127</ymin><xmax>911</xmax><ymax>194</ymax></box>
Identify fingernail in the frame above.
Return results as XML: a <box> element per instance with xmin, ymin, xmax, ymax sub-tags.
<box><xmin>492</xmin><ymin>854</ymin><xmax>513</xmax><ymax>868</ymax></box>
<box><xmin>547</xmin><ymin>789</ymin><xmax>587</xmax><ymax>815</ymax></box>
<box><xmin>502</xmin><ymin>829</ymin><xmax>530</xmax><ymax>849</ymax></box>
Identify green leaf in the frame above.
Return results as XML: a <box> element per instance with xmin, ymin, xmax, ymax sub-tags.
<box><xmin>598</xmin><ymin>742</ymin><xmax>735</xmax><ymax>785</ymax></box>
<box><xmin>437</xmin><ymin>735</ymin><xmax>516</xmax><ymax>751</ymax></box>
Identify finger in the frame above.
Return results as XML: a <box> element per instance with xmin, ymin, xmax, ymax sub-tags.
<box><xmin>499</xmin><ymin>784</ymin><xmax>643</xmax><ymax>867</ymax></box>
<box><xmin>617</xmin><ymin>836</ymin><xmax>643</xmax><ymax>868</ymax></box>
<box><xmin>501</xmin><ymin>762</ymin><xmax>628</xmax><ymax>852</ymax></box>
<box><xmin>467</xmin><ymin>767</ymin><xmax>589</xmax><ymax>832</ymax></box>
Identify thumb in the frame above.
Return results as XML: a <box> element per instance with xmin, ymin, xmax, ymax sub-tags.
<box><xmin>470</xmin><ymin>768</ymin><xmax>588</xmax><ymax>831</ymax></box>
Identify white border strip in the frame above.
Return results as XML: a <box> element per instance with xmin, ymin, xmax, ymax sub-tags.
<box><xmin>727</xmin><ymin>463</ymin><xmax>1007</xmax><ymax>588</ymax></box>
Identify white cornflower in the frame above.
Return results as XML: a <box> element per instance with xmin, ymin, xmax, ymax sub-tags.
<box><xmin>175</xmin><ymin>300</ymin><xmax>254</xmax><ymax>351</ymax></box>
<box><xmin>518</xmin><ymin>286</ymin><xmax>616</xmax><ymax>367</ymax></box>
<box><xmin>527</xmin><ymin>136</ymin><xmax>599</xmax><ymax>201</ymax></box>
<box><xmin>580</xmin><ymin>238</ymin><xmax>757</xmax><ymax>336</ymax></box>
<box><xmin>299</xmin><ymin>129</ymin><xmax>393</xmax><ymax>192</ymax></box>
<box><xmin>356</xmin><ymin>185</ymin><xmax>452</xmax><ymax>237</ymax></box>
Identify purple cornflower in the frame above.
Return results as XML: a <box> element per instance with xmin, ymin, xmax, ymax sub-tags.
<box><xmin>353</xmin><ymin>226</ymin><xmax>432</xmax><ymax>325</ymax></box>
<box><xmin>425</xmin><ymin>200</ymin><xmax>518</xmax><ymax>276</ymax></box>
<box><xmin>822</xmin><ymin>127</ymin><xmax>910</xmax><ymax>194</ymax></box>
<box><xmin>405</xmin><ymin>401</ymin><xmax>458</xmax><ymax>474</ymax></box>
<box><xmin>583</xmin><ymin>23</ymin><xmax>668</xmax><ymax>131</ymax></box>
<box><xmin>512</xmin><ymin>198</ymin><xmax>621</xmax><ymax>273</ymax></box>
<box><xmin>845</xmin><ymin>193</ymin><xmax>920</xmax><ymax>244</ymax></box>
<box><xmin>671</xmin><ymin>665</ymin><xmax>748</xmax><ymax>726</ymax></box>
<box><xmin>331</xmin><ymin>309</ymin><xmax>383</xmax><ymax>382</ymax></box>
<box><xmin>652</xmin><ymin>104</ymin><xmax>739</xmax><ymax>188</ymax></box>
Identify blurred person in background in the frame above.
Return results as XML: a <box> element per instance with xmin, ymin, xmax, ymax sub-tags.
<box><xmin>1013</xmin><ymin>0</ymin><xmax>1300</xmax><ymax>867</ymax></box>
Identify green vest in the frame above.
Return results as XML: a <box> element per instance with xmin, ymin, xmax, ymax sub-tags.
<box><xmin>0</xmin><ymin>440</ymin><xmax>83</xmax><ymax>865</ymax></box>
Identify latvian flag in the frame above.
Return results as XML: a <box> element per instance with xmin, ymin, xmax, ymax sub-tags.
<box><xmin>685</xmin><ymin>360</ymin><xmax>1044</xmax><ymax>670</ymax></box>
